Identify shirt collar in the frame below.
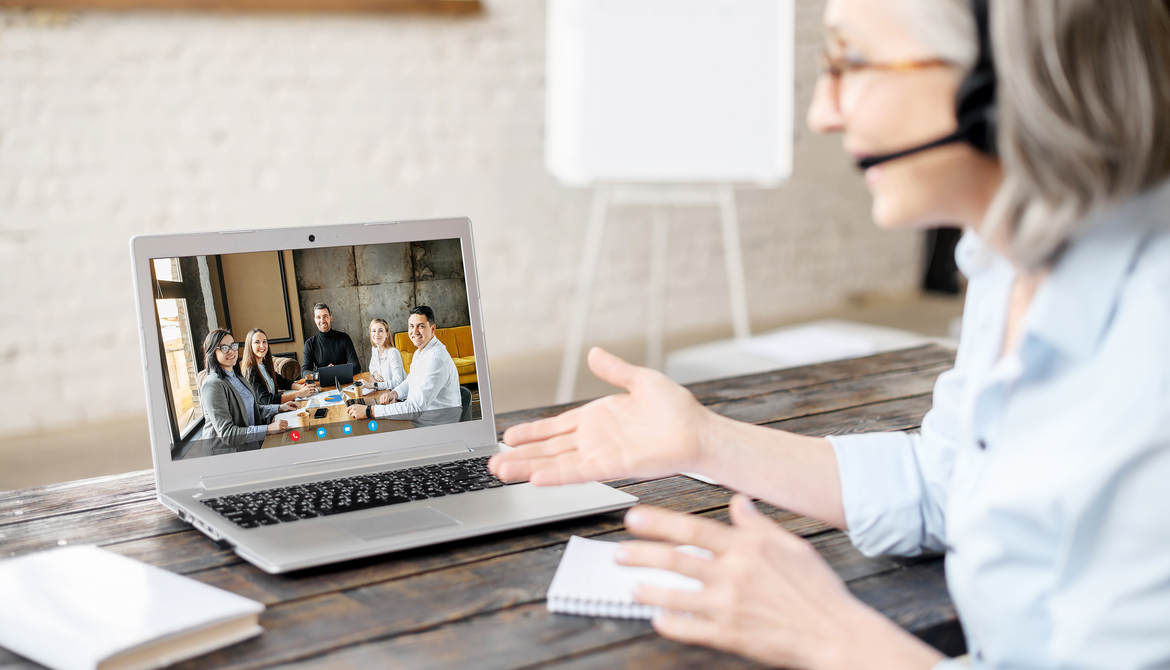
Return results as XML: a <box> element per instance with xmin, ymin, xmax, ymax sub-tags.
<box><xmin>1021</xmin><ymin>181</ymin><xmax>1168</xmax><ymax>361</ymax></box>
<box><xmin>954</xmin><ymin>228</ymin><xmax>1005</xmax><ymax>279</ymax></box>
<box><xmin>416</xmin><ymin>335</ymin><xmax>439</xmax><ymax>356</ymax></box>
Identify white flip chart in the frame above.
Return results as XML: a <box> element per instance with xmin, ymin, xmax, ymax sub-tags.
<box><xmin>546</xmin><ymin>0</ymin><xmax>795</xmax><ymax>185</ymax></box>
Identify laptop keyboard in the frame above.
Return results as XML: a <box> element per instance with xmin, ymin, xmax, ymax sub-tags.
<box><xmin>200</xmin><ymin>455</ymin><xmax>507</xmax><ymax>529</ymax></box>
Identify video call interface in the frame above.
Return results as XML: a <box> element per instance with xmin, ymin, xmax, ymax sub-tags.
<box><xmin>151</xmin><ymin>238</ymin><xmax>480</xmax><ymax>461</ymax></box>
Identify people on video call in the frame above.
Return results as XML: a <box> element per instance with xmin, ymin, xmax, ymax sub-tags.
<box><xmin>241</xmin><ymin>328</ymin><xmax>319</xmax><ymax>406</ymax></box>
<box><xmin>368</xmin><ymin>318</ymin><xmax>406</xmax><ymax>391</ymax></box>
<box><xmin>200</xmin><ymin>329</ymin><xmax>297</xmax><ymax>451</ymax></box>
<box><xmin>302</xmin><ymin>303</ymin><xmax>361</xmax><ymax>373</ymax></box>
<box><xmin>348</xmin><ymin>306</ymin><xmax>462</xmax><ymax>427</ymax></box>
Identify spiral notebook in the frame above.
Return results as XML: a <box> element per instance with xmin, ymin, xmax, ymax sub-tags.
<box><xmin>546</xmin><ymin>536</ymin><xmax>709</xmax><ymax>619</ymax></box>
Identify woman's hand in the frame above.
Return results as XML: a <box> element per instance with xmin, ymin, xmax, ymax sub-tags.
<box><xmin>296</xmin><ymin>383</ymin><xmax>319</xmax><ymax>398</ymax></box>
<box><xmin>488</xmin><ymin>347</ymin><xmax>715</xmax><ymax>485</ymax></box>
<box><xmin>279</xmin><ymin>401</ymin><xmax>299</xmax><ymax>412</ymax></box>
<box><xmin>267</xmin><ymin>419</ymin><xmax>289</xmax><ymax>435</ymax></box>
<box><xmin>617</xmin><ymin>496</ymin><xmax>943</xmax><ymax>670</ymax></box>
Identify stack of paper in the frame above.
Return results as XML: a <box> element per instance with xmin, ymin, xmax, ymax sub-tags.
<box><xmin>0</xmin><ymin>546</ymin><xmax>264</xmax><ymax>670</ymax></box>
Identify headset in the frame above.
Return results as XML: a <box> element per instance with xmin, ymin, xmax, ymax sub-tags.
<box><xmin>857</xmin><ymin>0</ymin><xmax>996</xmax><ymax>170</ymax></box>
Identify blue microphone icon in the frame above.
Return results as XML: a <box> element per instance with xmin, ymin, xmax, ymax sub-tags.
<box><xmin>368</xmin><ymin>421</ymin><xmax>378</xmax><ymax>432</ymax></box>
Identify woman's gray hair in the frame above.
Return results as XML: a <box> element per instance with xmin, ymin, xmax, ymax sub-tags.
<box><xmin>987</xmin><ymin>0</ymin><xmax>1170</xmax><ymax>269</ymax></box>
<box><xmin>896</xmin><ymin>0</ymin><xmax>979</xmax><ymax>73</ymax></box>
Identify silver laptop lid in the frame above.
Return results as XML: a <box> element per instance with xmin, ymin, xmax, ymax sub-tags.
<box><xmin>130</xmin><ymin>218</ymin><xmax>497</xmax><ymax>494</ymax></box>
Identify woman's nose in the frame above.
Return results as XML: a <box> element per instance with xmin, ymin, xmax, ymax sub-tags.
<box><xmin>807</xmin><ymin>76</ymin><xmax>845</xmax><ymax>134</ymax></box>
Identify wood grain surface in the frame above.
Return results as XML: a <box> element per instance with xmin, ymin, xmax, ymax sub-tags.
<box><xmin>0</xmin><ymin>344</ymin><xmax>960</xmax><ymax>669</ymax></box>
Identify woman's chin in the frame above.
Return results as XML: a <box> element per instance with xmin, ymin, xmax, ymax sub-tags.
<box><xmin>870</xmin><ymin>197</ymin><xmax>909</xmax><ymax>230</ymax></box>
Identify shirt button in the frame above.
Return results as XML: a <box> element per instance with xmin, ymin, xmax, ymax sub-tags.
<box><xmin>978</xmin><ymin>439</ymin><xmax>987</xmax><ymax>450</ymax></box>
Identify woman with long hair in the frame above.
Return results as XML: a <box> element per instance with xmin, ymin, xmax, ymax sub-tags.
<box><xmin>368</xmin><ymin>318</ymin><xmax>406</xmax><ymax>392</ymax></box>
<box><xmin>240</xmin><ymin>327</ymin><xmax>318</xmax><ymax>406</ymax></box>
<box><xmin>200</xmin><ymin>329</ymin><xmax>297</xmax><ymax>451</ymax></box>
<box><xmin>491</xmin><ymin>0</ymin><xmax>1170</xmax><ymax>666</ymax></box>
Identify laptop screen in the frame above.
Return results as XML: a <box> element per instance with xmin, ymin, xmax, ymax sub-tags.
<box><xmin>149</xmin><ymin>237</ymin><xmax>480</xmax><ymax>461</ymax></box>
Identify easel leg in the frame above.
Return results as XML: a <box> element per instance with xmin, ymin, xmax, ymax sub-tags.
<box><xmin>556</xmin><ymin>188</ymin><xmax>610</xmax><ymax>405</ymax></box>
<box><xmin>646</xmin><ymin>206</ymin><xmax>670</xmax><ymax>371</ymax></box>
<box><xmin>719</xmin><ymin>186</ymin><xmax>751</xmax><ymax>339</ymax></box>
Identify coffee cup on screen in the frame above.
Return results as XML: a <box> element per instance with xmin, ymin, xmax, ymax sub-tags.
<box><xmin>296</xmin><ymin>410</ymin><xmax>310</xmax><ymax>427</ymax></box>
<box><xmin>352</xmin><ymin>380</ymin><xmax>365</xmax><ymax>396</ymax></box>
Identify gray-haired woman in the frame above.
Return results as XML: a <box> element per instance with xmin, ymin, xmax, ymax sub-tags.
<box><xmin>491</xmin><ymin>0</ymin><xmax>1170</xmax><ymax>667</ymax></box>
<box><xmin>200</xmin><ymin>329</ymin><xmax>297</xmax><ymax>453</ymax></box>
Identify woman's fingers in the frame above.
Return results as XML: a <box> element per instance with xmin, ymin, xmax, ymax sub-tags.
<box><xmin>586</xmin><ymin>347</ymin><xmax>641</xmax><ymax>391</ymax></box>
<box><xmin>633</xmin><ymin>583</ymin><xmax>710</xmax><ymax>615</ymax></box>
<box><xmin>617</xmin><ymin>540</ymin><xmax>717</xmax><ymax>582</ymax></box>
<box><xmin>624</xmin><ymin>505</ymin><xmax>735</xmax><ymax>554</ymax></box>
<box><xmin>529</xmin><ymin>451</ymin><xmax>594</xmax><ymax>486</ymax></box>
<box><xmin>651</xmin><ymin>611</ymin><xmax>720</xmax><ymax>649</ymax></box>
<box><xmin>502</xmin><ymin>409</ymin><xmax>580</xmax><ymax>446</ymax></box>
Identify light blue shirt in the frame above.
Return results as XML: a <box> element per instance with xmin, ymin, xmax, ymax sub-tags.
<box><xmin>830</xmin><ymin>182</ymin><xmax>1170</xmax><ymax>668</ymax></box>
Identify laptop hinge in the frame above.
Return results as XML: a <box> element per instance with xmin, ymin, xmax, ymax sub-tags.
<box><xmin>199</xmin><ymin>442</ymin><xmax>471</xmax><ymax>491</ymax></box>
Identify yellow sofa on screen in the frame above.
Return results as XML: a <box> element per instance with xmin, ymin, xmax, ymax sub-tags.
<box><xmin>394</xmin><ymin>325</ymin><xmax>477</xmax><ymax>385</ymax></box>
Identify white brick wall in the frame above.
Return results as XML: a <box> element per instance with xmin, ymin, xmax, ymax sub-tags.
<box><xmin>0</xmin><ymin>1</ymin><xmax>920</xmax><ymax>437</ymax></box>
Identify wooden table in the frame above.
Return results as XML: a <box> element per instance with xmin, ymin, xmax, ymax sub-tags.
<box><xmin>0</xmin><ymin>344</ymin><xmax>964</xmax><ymax>669</ymax></box>
<box><xmin>263</xmin><ymin>372</ymin><xmax>414</xmax><ymax>449</ymax></box>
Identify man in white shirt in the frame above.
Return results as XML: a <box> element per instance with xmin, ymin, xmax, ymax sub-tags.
<box><xmin>347</xmin><ymin>306</ymin><xmax>462</xmax><ymax>427</ymax></box>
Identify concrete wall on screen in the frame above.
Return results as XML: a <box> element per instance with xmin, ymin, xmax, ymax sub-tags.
<box><xmin>292</xmin><ymin>240</ymin><xmax>470</xmax><ymax>361</ymax></box>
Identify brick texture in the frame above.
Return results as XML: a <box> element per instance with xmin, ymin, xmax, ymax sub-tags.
<box><xmin>0</xmin><ymin>0</ymin><xmax>920</xmax><ymax>437</ymax></box>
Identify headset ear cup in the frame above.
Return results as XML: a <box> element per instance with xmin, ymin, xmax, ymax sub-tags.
<box><xmin>955</xmin><ymin>67</ymin><xmax>997</xmax><ymax>156</ymax></box>
<box><xmin>957</xmin><ymin>0</ymin><xmax>997</xmax><ymax>157</ymax></box>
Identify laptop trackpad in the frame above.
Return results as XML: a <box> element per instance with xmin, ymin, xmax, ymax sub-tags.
<box><xmin>332</xmin><ymin>507</ymin><xmax>461</xmax><ymax>542</ymax></box>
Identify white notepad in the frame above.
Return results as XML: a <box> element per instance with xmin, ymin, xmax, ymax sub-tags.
<box><xmin>0</xmin><ymin>545</ymin><xmax>265</xmax><ymax>670</ymax></box>
<box><xmin>546</xmin><ymin>536</ymin><xmax>710</xmax><ymax>619</ymax></box>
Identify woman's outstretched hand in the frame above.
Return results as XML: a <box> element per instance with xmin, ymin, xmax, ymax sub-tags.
<box><xmin>488</xmin><ymin>347</ymin><xmax>716</xmax><ymax>486</ymax></box>
<box><xmin>617</xmin><ymin>496</ymin><xmax>944</xmax><ymax>670</ymax></box>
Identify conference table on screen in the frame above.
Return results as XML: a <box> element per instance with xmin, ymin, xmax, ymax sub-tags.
<box><xmin>262</xmin><ymin>372</ymin><xmax>414</xmax><ymax>449</ymax></box>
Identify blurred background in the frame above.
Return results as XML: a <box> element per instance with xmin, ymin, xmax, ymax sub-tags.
<box><xmin>0</xmin><ymin>0</ymin><xmax>962</xmax><ymax>491</ymax></box>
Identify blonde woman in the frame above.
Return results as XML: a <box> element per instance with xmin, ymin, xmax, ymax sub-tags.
<box><xmin>491</xmin><ymin>0</ymin><xmax>1170</xmax><ymax>667</ymax></box>
<box><xmin>240</xmin><ymin>328</ymin><xmax>318</xmax><ymax>406</ymax></box>
<box><xmin>368</xmin><ymin>318</ymin><xmax>406</xmax><ymax>392</ymax></box>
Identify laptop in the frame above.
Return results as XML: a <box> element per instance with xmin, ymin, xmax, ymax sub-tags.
<box><xmin>131</xmin><ymin>218</ymin><xmax>637</xmax><ymax>574</ymax></box>
<box><xmin>316</xmin><ymin>363</ymin><xmax>355</xmax><ymax>390</ymax></box>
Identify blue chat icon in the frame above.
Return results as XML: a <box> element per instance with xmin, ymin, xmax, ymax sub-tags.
<box><xmin>316</xmin><ymin>427</ymin><xmax>327</xmax><ymax>438</ymax></box>
<box><xmin>368</xmin><ymin>421</ymin><xmax>378</xmax><ymax>431</ymax></box>
<box><xmin>342</xmin><ymin>424</ymin><xmax>353</xmax><ymax>435</ymax></box>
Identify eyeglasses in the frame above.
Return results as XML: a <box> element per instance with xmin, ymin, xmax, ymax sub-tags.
<box><xmin>214</xmin><ymin>343</ymin><xmax>242</xmax><ymax>354</ymax></box>
<box><xmin>818</xmin><ymin>48</ymin><xmax>954</xmax><ymax>112</ymax></box>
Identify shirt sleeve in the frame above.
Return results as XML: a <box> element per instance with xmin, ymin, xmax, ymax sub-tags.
<box><xmin>392</xmin><ymin>376</ymin><xmax>410</xmax><ymax>402</ymax></box>
<box><xmin>388</xmin><ymin>349</ymin><xmax>406</xmax><ymax>389</ymax></box>
<box><xmin>376</xmin><ymin>354</ymin><xmax>447</xmax><ymax>420</ymax></box>
<box><xmin>303</xmin><ymin>338</ymin><xmax>318</xmax><ymax>372</ymax></box>
<box><xmin>828</xmin><ymin>349</ymin><xmax>969</xmax><ymax>557</ymax></box>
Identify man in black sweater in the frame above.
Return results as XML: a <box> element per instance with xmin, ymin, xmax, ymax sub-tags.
<box><xmin>302</xmin><ymin>303</ymin><xmax>361</xmax><ymax>373</ymax></box>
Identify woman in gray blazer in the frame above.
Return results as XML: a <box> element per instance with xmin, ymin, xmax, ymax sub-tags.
<box><xmin>200</xmin><ymin>329</ymin><xmax>297</xmax><ymax>453</ymax></box>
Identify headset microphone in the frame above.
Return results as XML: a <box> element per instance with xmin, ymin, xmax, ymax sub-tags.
<box><xmin>855</xmin><ymin>0</ymin><xmax>997</xmax><ymax>172</ymax></box>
